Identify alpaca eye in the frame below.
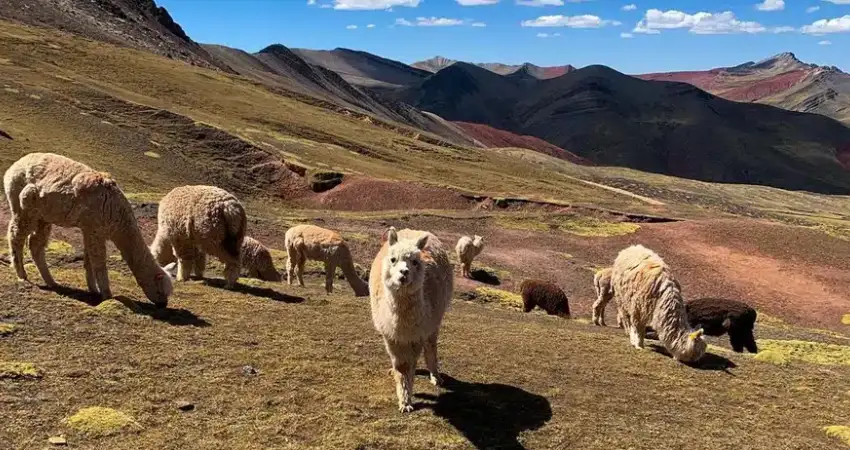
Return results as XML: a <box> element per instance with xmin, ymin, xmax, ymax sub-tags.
<box><xmin>390</xmin><ymin>257</ymin><xmax>397</xmax><ymax>264</ymax></box>
<box><xmin>411</xmin><ymin>260</ymin><xmax>419</xmax><ymax>267</ymax></box>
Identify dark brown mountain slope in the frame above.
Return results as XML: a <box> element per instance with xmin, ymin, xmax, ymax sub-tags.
<box><xmin>293</xmin><ymin>48</ymin><xmax>431</xmax><ymax>88</ymax></box>
<box><xmin>0</xmin><ymin>0</ymin><xmax>231</xmax><ymax>72</ymax></box>
<box><xmin>413</xmin><ymin>56</ymin><xmax>575</xmax><ymax>79</ymax></box>
<box><xmin>395</xmin><ymin>63</ymin><xmax>850</xmax><ymax>194</ymax></box>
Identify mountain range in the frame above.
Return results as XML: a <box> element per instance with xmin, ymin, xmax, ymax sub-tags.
<box><xmin>2</xmin><ymin>0</ymin><xmax>850</xmax><ymax>194</ymax></box>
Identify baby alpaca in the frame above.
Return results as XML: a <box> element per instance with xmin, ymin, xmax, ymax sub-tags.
<box><xmin>3</xmin><ymin>153</ymin><xmax>173</xmax><ymax>306</ymax></box>
<box><xmin>520</xmin><ymin>279</ymin><xmax>570</xmax><ymax>318</ymax></box>
<box><xmin>284</xmin><ymin>224</ymin><xmax>368</xmax><ymax>296</ymax></box>
<box><xmin>241</xmin><ymin>236</ymin><xmax>282</xmax><ymax>282</ymax></box>
<box><xmin>150</xmin><ymin>185</ymin><xmax>247</xmax><ymax>289</ymax></box>
<box><xmin>611</xmin><ymin>244</ymin><xmax>706</xmax><ymax>363</ymax></box>
<box><xmin>686</xmin><ymin>297</ymin><xmax>758</xmax><ymax>353</ymax></box>
<box><xmin>591</xmin><ymin>267</ymin><xmax>618</xmax><ymax>327</ymax></box>
<box><xmin>455</xmin><ymin>235</ymin><xmax>484</xmax><ymax>278</ymax></box>
<box><xmin>370</xmin><ymin>227</ymin><xmax>453</xmax><ymax>413</ymax></box>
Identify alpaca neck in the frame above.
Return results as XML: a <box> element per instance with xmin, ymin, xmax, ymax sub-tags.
<box><xmin>653</xmin><ymin>284</ymin><xmax>699</xmax><ymax>360</ymax></box>
<box><xmin>111</xmin><ymin>220</ymin><xmax>161</xmax><ymax>282</ymax></box>
<box><xmin>384</xmin><ymin>283</ymin><xmax>424</xmax><ymax>312</ymax></box>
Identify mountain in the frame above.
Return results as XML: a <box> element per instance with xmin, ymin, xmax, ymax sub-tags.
<box><xmin>393</xmin><ymin>63</ymin><xmax>850</xmax><ymax>194</ymax></box>
<box><xmin>292</xmin><ymin>48</ymin><xmax>431</xmax><ymax>88</ymax></box>
<box><xmin>640</xmin><ymin>52</ymin><xmax>850</xmax><ymax>126</ymax></box>
<box><xmin>412</xmin><ymin>56</ymin><xmax>575</xmax><ymax>80</ymax></box>
<box><xmin>0</xmin><ymin>0</ymin><xmax>231</xmax><ymax>72</ymax></box>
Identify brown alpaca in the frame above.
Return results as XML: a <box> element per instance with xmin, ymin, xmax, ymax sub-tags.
<box><xmin>520</xmin><ymin>279</ymin><xmax>570</xmax><ymax>318</ymax></box>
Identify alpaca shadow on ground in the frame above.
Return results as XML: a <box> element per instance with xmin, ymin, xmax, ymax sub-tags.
<box><xmin>470</xmin><ymin>269</ymin><xmax>501</xmax><ymax>286</ymax></box>
<box><xmin>41</xmin><ymin>284</ymin><xmax>101</xmax><ymax>306</ymax></box>
<box><xmin>114</xmin><ymin>296</ymin><xmax>211</xmax><ymax>327</ymax></box>
<box><xmin>416</xmin><ymin>373</ymin><xmax>552</xmax><ymax>450</ymax></box>
<box><xmin>648</xmin><ymin>344</ymin><xmax>737</xmax><ymax>373</ymax></box>
<box><xmin>203</xmin><ymin>278</ymin><xmax>305</xmax><ymax>304</ymax></box>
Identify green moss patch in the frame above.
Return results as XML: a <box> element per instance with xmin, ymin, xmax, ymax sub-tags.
<box><xmin>754</xmin><ymin>340</ymin><xmax>850</xmax><ymax>366</ymax></box>
<box><xmin>842</xmin><ymin>314</ymin><xmax>850</xmax><ymax>326</ymax></box>
<box><xmin>823</xmin><ymin>426</ymin><xmax>850</xmax><ymax>446</ymax></box>
<box><xmin>63</xmin><ymin>407</ymin><xmax>141</xmax><ymax>437</ymax></box>
<box><xmin>0</xmin><ymin>362</ymin><xmax>42</xmax><ymax>379</ymax></box>
<box><xmin>92</xmin><ymin>298</ymin><xmax>139</xmax><ymax>317</ymax></box>
<box><xmin>458</xmin><ymin>287</ymin><xmax>524</xmax><ymax>310</ymax></box>
<box><xmin>0</xmin><ymin>323</ymin><xmax>17</xmax><ymax>336</ymax></box>
<box><xmin>46</xmin><ymin>240</ymin><xmax>74</xmax><ymax>256</ymax></box>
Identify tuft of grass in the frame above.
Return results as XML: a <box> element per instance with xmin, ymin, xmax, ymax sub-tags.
<box><xmin>823</xmin><ymin>426</ymin><xmax>850</xmax><ymax>446</ymax></box>
<box><xmin>842</xmin><ymin>314</ymin><xmax>850</xmax><ymax>326</ymax></box>
<box><xmin>555</xmin><ymin>216</ymin><xmax>639</xmax><ymax>237</ymax></box>
<box><xmin>461</xmin><ymin>287</ymin><xmax>524</xmax><ymax>310</ymax></box>
<box><xmin>0</xmin><ymin>323</ymin><xmax>16</xmax><ymax>336</ymax></box>
<box><xmin>143</xmin><ymin>151</ymin><xmax>161</xmax><ymax>159</ymax></box>
<box><xmin>0</xmin><ymin>362</ymin><xmax>42</xmax><ymax>379</ymax></box>
<box><xmin>63</xmin><ymin>407</ymin><xmax>141</xmax><ymax>437</ymax></box>
<box><xmin>754</xmin><ymin>340</ymin><xmax>850</xmax><ymax>366</ymax></box>
<box><xmin>46</xmin><ymin>240</ymin><xmax>74</xmax><ymax>256</ymax></box>
<box><xmin>89</xmin><ymin>298</ymin><xmax>140</xmax><ymax>318</ymax></box>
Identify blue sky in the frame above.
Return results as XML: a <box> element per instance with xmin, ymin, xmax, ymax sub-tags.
<box><xmin>157</xmin><ymin>0</ymin><xmax>849</xmax><ymax>73</ymax></box>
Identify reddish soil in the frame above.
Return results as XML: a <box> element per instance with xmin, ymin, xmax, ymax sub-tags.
<box><xmin>299</xmin><ymin>176</ymin><xmax>476</xmax><ymax>211</ymax></box>
<box><xmin>638</xmin><ymin>70</ymin><xmax>723</xmax><ymax>91</ymax></box>
<box><xmin>453</xmin><ymin>122</ymin><xmax>590</xmax><ymax>165</ymax></box>
<box><xmin>719</xmin><ymin>70</ymin><xmax>809</xmax><ymax>102</ymax></box>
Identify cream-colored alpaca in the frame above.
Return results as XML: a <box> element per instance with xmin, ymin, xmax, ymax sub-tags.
<box><xmin>591</xmin><ymin>267</ymin><xmax>620</xmax><ymax>327</ymax></box>
<box><xmin>3</xmin><ymin>153</ymin><xmax>173</xmax><ymax>306</ymax></box>
<box><xmin>455</xmin><ymin>235</ymin><xmax>484</xmax><ymax>278</ymax></box>
<box><xmin>611</xmin><ymin>245</ymin><xmax>706</xmax><ymax>363</ymax></box>
<box><xmin>370</xmin><ymin>227</ymin><xmax>453</xmax><ymax>413</ymax></box>
<box><xmin>284</xmin><ymin>224</ymin><xmax>368</xmax><ymax>296</ymax></box>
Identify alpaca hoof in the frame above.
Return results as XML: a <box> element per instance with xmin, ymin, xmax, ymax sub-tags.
<box><xmin>399</xmin><ymin>403</ymin><xmax>414</xmax><ymax>413</ymax></box>
<box><xmin>16</xmin><ymin>277</ymin><xmax>27</xmax><ymax>283</ymax></box>
<box><xmin>430</xmin><ymin>374</ymin><xmax>443</xmax><ymax>387</ymax></box>
<box><xmin>44</xmin><ymin>280</ymin><xmax>58</xmax><ymax>288</ymax></box>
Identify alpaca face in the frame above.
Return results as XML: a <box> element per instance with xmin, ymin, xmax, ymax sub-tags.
<box><xmin>383</xmin><ymin>228</ymin><xmax>428</xmax><ymax>292</ymax></box>
<box><xmin>680</xmin><ymin>328</ymin><xmax>707</xmax><ymax>362</ymax></box>
<box><xmin>473</xmin><ymin>235</ymin><xmax>484</xmax><ymax>248</ymax></box>
<box><xmin>145</xmin><ymin>268</ymin><xmax>174</xmax><ymax>308</ymax></box>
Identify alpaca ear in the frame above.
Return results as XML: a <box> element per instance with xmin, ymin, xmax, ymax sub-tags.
<box><xmin>162</xmin><ymin>262</ymin><xmax>177</xmax><ymax>278</ymax></box>
<box><xmin>722</xmin><ymin>318</ymin><xmax>732</xmax><ymax>330</ymax></box>
<box><xmin>386</xmin><ymin>227</ymin><xmax>398</xmax><ymax>246</ymax></box>
<box><xmin>415</xmin><ymin>234</ymin><xmax>429</xmax><ymax>250</ymax></box>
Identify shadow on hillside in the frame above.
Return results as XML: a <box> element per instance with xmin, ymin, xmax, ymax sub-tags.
<box><xmin>649</xmin><ymin>344</ymin><xmax>737</xmax><ymax>373</ymax></box>
<box><xmin>470</xmin><ymin>269</ymin><xmax>501</xmax><ymax>286</ymax></box>
<box><xmin>42</xmin><ymin>284</ymin><xmax>101</xmax><ymax>306</ymax></box>
<box><xmin>203</xmin><ymin>278</ymin><xmax>305</xmax><ymax>303</ymax></box>
<box><xmin>119</xmin><ymin>296</ymin><xmax>212</xmax><ymax>327</ymax></box>
<box><xmin>417</xmin><ymin>373</ymin><xmax>552</xmax><ymax>450</ymax></box>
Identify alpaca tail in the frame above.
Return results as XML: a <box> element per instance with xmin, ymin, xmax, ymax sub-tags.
<box><xmin>221</xmin><ymin>201</ymin><xmax>247</xmax><ymax>260</ymax></box>
<box><xmin>339</xmin><ymin>244</ymin><xmax>368</xmax><ymax>297</ymax></box>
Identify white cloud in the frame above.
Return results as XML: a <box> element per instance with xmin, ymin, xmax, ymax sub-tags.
<box><xmin>333</xmin><ymin>0</ymin><xmax>420</xmax><ymax>10</ymax></box>
<box><xmin>801</xmin><ymin>15</ymin><xmax>850</xmax><ymax>34</ymax></box>
<box><xmin>396</xmin><ymin>17</ymin><xmax>466</xmax><ymax>26</ymax></box>
<box><xmin>471</xmin><ymin>22</ymin><xmax>487</xmax><ymax>27</ymax></box>
<box><xmin>522</xmin><ymin>14</ymin><xmax>620</xmax><ymax>28</ymax></box>
<box><xmin>755</xmin><ymin>0</ymin><xmax>785</xmax><ymax>11</ymax></box>
<box><xmin>307</xmin><ymin>0</ymin><xmax>316</xmax><ymax>4</ymax></box>
<box><xmin>633</xmin><ymin>9</ymin><xmax>768</xmax><ymax>35</ymax></box>
<box><xmin>822</xmin><ymin>1</ymin><xmax>850</xmax><ymax>4</ymax></box>
<box><xmin>819</xmin><ymin>40</ymin><xmax>832</xmax><ymax>45</ymax></box>
<box><xmin>536</xmin><ymin>32</ymin><xmax>562</xmax><ymax>37</ymax></box>
<box><xmin>622</xmin><ymin>4</ymin><xmax>637</xmax><ymax>11</ymax></box>
<box><xmin>346</xmin><ymin>24</ymin><xmax>358</xmax><ymax>29</ymax></box>
<box><xmin>457</xmin><ymin>0</ymin><xmax>499</xmax><ymax>5</ymax></box>
<box><xmin>771</xmin><ymin>26</ymin><xmax>796</xmax><ymax>33</ymax></box>
<box><xmin>367</xmin><ymin>23</ymin><xmax>376</xmax><ymax>28</ymax></box>
<box><xmin>517</xmin><ymin>0</ymin><xmax>564</xmax><ymax>6</ymax></box>
<box><xmin>620</xmin><ymin>32</ymin><xmax>634</xmax><ymax>38</ymax></box>
<box><xmin>807</xmin><ymin>6</ymin><xmax>821</xmax><ymax>13</ymax></box>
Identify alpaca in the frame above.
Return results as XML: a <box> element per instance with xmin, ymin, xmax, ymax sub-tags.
<box><xmin>3</xmin><ymin>153</ymin><xmax>173</xmax><ymax>306</ymax></box>
<box><xmin>150</xmin><ymin>185</ymin><xmax>246</xmax><ymax>289</ymax></box>
<box><xmin>520</xmin><ymin>279</ymin><xmax>570</xmax><ymax>318</ymax></box>
<box><xmin>611</xmin><ymin>244</ymin><xmax>706</xmax><ymax>363</ymax></box>
<box><xmin>241</xmin><ymin>236</ymin><xmax>282</xmax><ymax>282</ymax></box>
<box><xmin>591</xmin><ymin>267</ymin><xmax>620</xmax><ymax>327</ymax></box>
<box><xmin>686</xmin><ymin>297</ymin><xmax>758</xmax><ymax>353</ymax></box>
<box><xmin>369</xmin><ymin>227</ymin><xmax>453</xmax><ymax>413</ymax></box>
<box><xmin>455</xmin><ymin>235</ymin><xmax>484</xmax><ymax>278</ymax></box>
<box><xmin>284</xmin><ymin>224</ymin><xmax>368</xmax><ymax>297</ymax></box>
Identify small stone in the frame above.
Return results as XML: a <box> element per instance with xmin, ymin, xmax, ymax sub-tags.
<box><xmin>242</xmin><ymin>365</ymin><xmax>259</xmax><ymax>376</ymax></box>
<box><xmin>176</xmin><ymin>401</ymin><xmax>194</xmax><ymax>412</ymax></box>
<box><xmin>48</xmin><ymin>436</ymin><xmax>67</xmax><ymax>445</ymax></box>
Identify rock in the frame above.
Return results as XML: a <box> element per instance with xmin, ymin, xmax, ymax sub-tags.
<box><xmin>242</xmin><ymin>365</ymin><xmax>259</xmax><ymax>376</ymax></box>
<box><xmin>48</xmin><ymin>436</ymin><xmax>67</xmax><ymax>445</ymax></box>
<box><xmin>175</xmin><ymin>401</ymin><xmax>194</xmax><ymax>412</ymax></box>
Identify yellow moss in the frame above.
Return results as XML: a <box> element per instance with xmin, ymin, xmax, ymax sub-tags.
<box><xmin>63</xmin><ymin>407</ymin><xmax>141</xmax><ymax>436</ymax></box>
<box><xmin>572</xmin><ymin>318</ymin><xmax>592</xmax><ymax>325</ymax></box>
<box><xmin>472</xmin><ymin>287</ymin><xmax>524</xmax><ymax>309</ymax></box>
<box><xmin>92</xmin><ymin>299</ymin><xmax>138</xmax><ymax>317</ymax></box>
<box><xmin>0</xmin><ymin>362</ymin><xmax>42</xmax><ymax>379</ymax></box>
<box><xmin>555</xmin><ymin>216</ymin><xmax>640</xmax><ymax>237</ymax></box>
<box><xmin>842</xmin><ymin>314</ymin><xmax>850</xmax><ymax>326</ymax></box>
<box><xmin>144</xmin><ymin>151</ymin><xmax>161</xmax><ymax>159</ymax></box>
<box><xmin>823</xmin><ymin>426</ymin><xmax>850</xmax><ymax>446</ymax></box>
<box><xmin>0</xmin><ymin>323</ymin><xmax>16</xmax><ymax>336</ymax></box>
<box><xmin>46</xmin><ymin>240</ymin><xmax>74</xmax><ymax>255</ymax></box>
<box><xmin>755</xmin><ymin>340</ymin><xmax>850</xmax><ymax>366</ymax></box>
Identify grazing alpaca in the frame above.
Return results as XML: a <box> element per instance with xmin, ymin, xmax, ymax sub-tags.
<box><xmin>369</xmin><ymin>227</ymin><xmax>453</xmax><ymax>413</ymax></box>
<box><xmin>455</xmin><ymin>235</ymin><xmax>484</xmax><ymax>278</ymax></box>
<box><xmin>150</xmin><ymin>185</ymin><xmax>247</xmax><ymax>289</ymax></box>
<box><xmin>611</xmin><ymin>244</ymin><xmax>706</xmax><ymax>363</ymax></box>
<box><xmin>284</xmin><ymin>224</ymin><xmax>368</xmax><ymax>297</ymax></box>
<box><xmin>241</xmin><ymin>236</ymin><xmax>282</xmax><ymax>282</ymax></box>
<box><xmin>3</xmin><ymin>153</ymin><xmax>173</xmax><ymax>306</ymax></box>
<box><xmin>520</xmin><ymin>279</ymin><xmax>570</xmax><ymax>318</ymax></box>
<box><xmin>591</xmin><ymin>267</ymin><xmax>617</xmax><ymax>326</ymax></box>
<box><xmin>686</xmin><ymin>297</ymin><xmax>758</xmax><ymax>353</ymax></box>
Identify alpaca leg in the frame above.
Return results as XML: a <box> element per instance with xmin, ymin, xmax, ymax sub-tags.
<box><xmin>7</xmin><ymin>216</ymin><xmax>30</xmax><ymax>282</ymax></box>
<box><xmin>386</xmin><ymin>339</ymin><xmax>419</xmax><ymax>413</ymax></box>
<box><xmin>223</xmin><ymin>259</ymin><xmax>240</xmax><ymax>289</ymax></box>
<box><xmin>423</xmin><ymin>332</ymin><xmax>443</xmax><ymax>387</ymax></box>
<box><xmin>193</xmin><ymin>251</ymin><xmax>206</xmax><ymax>280</ymax></box>
<box><xmin>628</xmin><ymin>323</ymin><xmax>646</xmax><ymax>350</ymax></box>
<box><xmin>83</xmin><ymin>248</ymin><xmax>97</xmax><ymax>293</ymax></box>
<box><xmin>28</xmin><ymin>221</ymin><xmax>56</xmax><ymax>287</ymax></box>
<box><xmin>87</xmin><ymin>234</ymin><xmax>111</xmax><ymax>299</ymax></box>
<box><xmin>172</xmin><ymin>242</ymin><xmax>194</xmax><ymax>282</ymax></box>
<box><xmin>324</xmin><ymin>260</ymin><xmax>336</xmax><ymax>294</ymax></box>
<box><xmin>296</xmin><ymin>256</ymin><xmax>306</xmax><ymax>287</ymax></box>
<box><xmin>591</xmin><ymin>295</ymin><xmax>606</xmax><ymax>326</ymax></box>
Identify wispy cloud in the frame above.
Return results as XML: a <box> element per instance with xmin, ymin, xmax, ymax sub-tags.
<box><xmin>801</xmin><ymin>15</ymin><xmax>850</xmax><ymax>34</ymax></box>
<box><xmin>822</xmin><ymin>0</ymin><xmax>850</xmax><ymax>4</ymax></box>
<box><xmin>517</xmin><ymin>0</ymin><xmax>564</xmax><ymax>6</ymax></box>
<box><xmin>456</xmin><ymin>0</ymin><xmax>499</xmax><ymax>5</ymax></box>
<box><xmin>346</xmin><ymin>24</ymin><xmax>358</xmax><ymax>29</ymax></box>
<box><xmin>333</xmin><ymin>0</ymin><xmax>420</xmax><ymax>10</ymax></box>
<box><xmin>536</xmin><ymin>32</ymin><xmax>562</xmax><ymax>38</ymax></box>
<box><xmin>522</xmin><ymin>15</ymin><xmax>620</xmax><ymax>28</ymax></box>
<box><xmin>807</xmin><ymin>6</ymin><xmax>821</xmax><ymax>13</ymax></box>
<box><xmin>396</xmin><ymin>17</ymin><xmax>466</xmax><ymax>26</ymax></box>
<box><xmin>620</xmin><ymin>32</ymin><xmax>634</xmax><ymax>38</ymax></box>
<box><xmin>819</xmin><ymin>40</ymin><xmax>832</xmax><ymax>45</ymax></box>
<box><xmin>755</xmin><ymin>0</ymin><xmax>785</xmax><ymax>12</ymax></box>
<box><xmin>367</xmin><ymin>23</ymin><xmax>376</xmax><ymax>28</ymax></box>
<box><xmin>622</xmin><ymin>4</ymin><xmax>637</xmax><ymax>11</ymax></box>
<box><xmin>771</xmin><ymin>26</ymin><xmax>796</xmax><ymax>33</ymax></box>
<box><xmin>471</xmin><ymin>22</ymin><xmax>487</xmax><ymax>27</ymax></box>
<box><xmin>633</xmin><ymin>9</ymin><xmax>771</xmax><ymax>34</ymax></box>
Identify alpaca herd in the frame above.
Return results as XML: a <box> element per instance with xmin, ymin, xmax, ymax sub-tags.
<box><xmin>3</xmin><ymin>152</ymin><xmax>761</xmax><ymax>414</ymax></box>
